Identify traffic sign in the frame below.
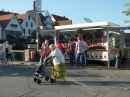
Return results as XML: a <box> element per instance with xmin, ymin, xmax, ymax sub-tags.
<box><xmin>36</xmin><ymin>26</ymin><xmax>41</xmax><ymax>34</ymax></box>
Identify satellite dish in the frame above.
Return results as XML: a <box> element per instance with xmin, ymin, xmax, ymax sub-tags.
<box><xmin>83</xmin><ymin>17</ymin><xmax>93</xmax><ymax>23</ymax></box>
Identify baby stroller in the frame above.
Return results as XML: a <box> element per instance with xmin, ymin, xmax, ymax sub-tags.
<box><xmin>33</xmin><ymin>50</ymin><xmax>55</xmax><ymax>84</ymax></box>
<box><xmin>33</xmin><ymin>57</ymin><xmax>55</xmax><ymax>84</ymax></box>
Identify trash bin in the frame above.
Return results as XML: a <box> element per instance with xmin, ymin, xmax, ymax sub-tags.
<box><xmin>30</xmin><ymin>51</ymin><xmax>36</xmax><ymax>62</ymax></box>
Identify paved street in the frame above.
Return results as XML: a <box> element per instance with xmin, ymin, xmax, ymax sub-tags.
<box><xmin>0</xmin><ymin>63</ymin><xmax>130</xmax><ymax>97</ymax></box>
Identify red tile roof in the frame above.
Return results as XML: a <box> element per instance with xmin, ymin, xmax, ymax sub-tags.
<box><xmin>0</xmin><ymin>14</ymin><xmax>14</xmax><ymax>28</ymax></box>
<box><xmin>16</xmin><ymin>13</ymin><xmax>28</xmax><ymax>21</ymax></box>
<box><xmin>56</xmin><ymin>20</ymin><xmax>72</xmax><ymax>26</ymax></box>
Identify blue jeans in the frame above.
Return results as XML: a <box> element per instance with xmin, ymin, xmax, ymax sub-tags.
<box><xmin>75</xmin><ymin>53</ymin><xmax>84</xmax><ymax>66</ymax></box>
<box><xmin>36</xmin><ymin>61</ymin><xmax>47</xmax><ymax>74</ymax></box>
<box><xmin>84</xmin><ymin>50</ymin><xmax>88</xmax><ymax>66</ymax></box>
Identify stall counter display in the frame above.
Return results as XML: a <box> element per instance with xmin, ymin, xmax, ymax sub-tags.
<box><xmin>88</xmin><ymin>46</ymin><xmax>106</xmax><ymax>50</ymax></box>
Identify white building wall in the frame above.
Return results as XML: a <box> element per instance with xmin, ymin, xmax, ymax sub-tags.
<box><xmin>21</xmin><ymin>14</ymin><xmax>36</xmax><ymax>38</ymax></box>
<box><xmin>4</xmin><ymin>15</ymin><xmax>23</xmax><ymax>39</ymax></box>
<box><xmin>43</xmin><ymin>17</ymin><xmax>53</xmax><ymax>30</ymax></box>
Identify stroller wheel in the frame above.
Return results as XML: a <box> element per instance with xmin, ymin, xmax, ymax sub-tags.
<box><xmin>34</xmin><ymin>78</ymin><xmax>37</xmax><ymax>82</ymax></box>
<box><xmin>45</xmin><ymin>75</ymin><xmax>49</xmax><ymax>81</ymax></box>
<box><xmin>37</xmin><ymin>79</ymin><xmax>41</xmax><ymax>84</ymax></box>
<box><xmin>50</xmin><ymin>78</ymin><xmax>55</xmax><ymax>83</ymax></box>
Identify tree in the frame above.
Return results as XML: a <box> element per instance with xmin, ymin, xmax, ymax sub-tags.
<box><xmin>122</xmin><ymin>3</ymin><xmax>130</xmax><ymax>23</ymax></box>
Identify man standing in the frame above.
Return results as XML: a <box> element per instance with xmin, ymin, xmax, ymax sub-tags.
<box><xmin>68</xmin><ymin>39</ymin><xmax>75</xmax><ymax>66</ymax></box>
<box><xmin>75</xmin><ymin>36</ymin><xmax>86</xmax><ymax>68</ymax></box>
<box><xmin>82</xmin><ymin>39</ymin><xmax>88</xmax><ymax>66</ymax></box>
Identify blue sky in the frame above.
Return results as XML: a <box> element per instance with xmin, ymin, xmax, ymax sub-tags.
<box><xmin>0</xmin><ymin>0</ymin><xmax>130</xmax><ymax>26</ymax></box>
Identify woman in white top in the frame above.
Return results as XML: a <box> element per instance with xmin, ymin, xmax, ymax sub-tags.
<box><xmin>46</xmin><ymin>44</ymin><xmax>66</xmax><ymax>82</ymax></box>
<box><xmin>5</xmin><ymin>41</ymin><xmax>13</xmax><ymax>64</ymax></box>
<box><xmin>0</xmin><ymin>40</ymin><xmax>7</xmax><ymax>68</ymax></box>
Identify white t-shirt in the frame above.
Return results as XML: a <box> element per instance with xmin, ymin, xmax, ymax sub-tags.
<box><xmin>0</xmin><ymin>43</ymin><xmax>5</xmax><ymax>52</ymax></box>
<box><xmin>50</xmin><ymin>48</ymin><xmax>65</xmax><ymax>65</ymax></box>
<box><xmin>6</xmin><ymin>44</ymin><xmax>12</xmax><ymax>54</ymax></box>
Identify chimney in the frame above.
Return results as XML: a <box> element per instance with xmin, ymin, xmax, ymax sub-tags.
<box><xmin>2</xmin><ymin>9</ymin><xmax>4</xmax><ymax>11</ymax></box>
<box><xmin>33</xmin><ymin>1</ymin><xmax>36</xmax><ymax>10</ymax></box>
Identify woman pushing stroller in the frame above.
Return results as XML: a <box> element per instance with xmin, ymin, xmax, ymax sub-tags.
<box><xmin>34</xmin><ymin>44</ymin><xmax>66</xmax><ymax>82</ymax></box>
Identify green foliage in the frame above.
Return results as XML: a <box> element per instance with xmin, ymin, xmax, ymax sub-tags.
<box><xmin>52</xmin><ymin>22</ymin><xmax>58</xmax><ymax>26</ymax></box>
<box><xmin>30</xmin><ymin>30</ymin><xmax>42</xmax><ymax>39</ymax></box>
<box><xmin>13</xmin><ymin>38</ymin><xmax>24</xmax><ymax>50</ymax></box>
<box><xmin>123</xmin><ymin>3</ymin><xmax>130</xmax><ymax>23</ymax></box>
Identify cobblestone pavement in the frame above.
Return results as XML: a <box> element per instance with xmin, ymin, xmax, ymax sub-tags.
<box><xmin>0</xmin><ymin>64</ymin><xmax>130</xmax><ymax>97</ymax></box>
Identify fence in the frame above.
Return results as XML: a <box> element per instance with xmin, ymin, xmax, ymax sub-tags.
<box><xmin>12</xmin><ymin>50</ymin><xmax>25</xmax><ymax>61</ymax></box>
<box><xmin>124</xmin><ymin>47</ymin><xmax>130</xmax><ymax>60</ymax></box>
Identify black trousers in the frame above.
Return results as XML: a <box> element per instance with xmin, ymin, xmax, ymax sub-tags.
<box><xmin>6</xmin><ymin>53</ymin><xmax>12</xmax><ymax>61</ymax></box>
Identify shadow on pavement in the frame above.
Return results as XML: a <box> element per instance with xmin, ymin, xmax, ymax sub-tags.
<box><xmin>35</xmin><ymin>80</ymin><xmax>130</xmax><ymax>86</ymax></box>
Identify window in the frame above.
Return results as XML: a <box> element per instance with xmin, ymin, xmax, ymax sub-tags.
<box><xmin>31</xmin><ymin>22</ymin><xmax>33</xmax><ymax>27</ymax></box>
<box><xmin>10</xmin><ymin>24</ymin><xmax>18</xmax><ymax>28</ymax></box>
<box><xmin>29</xmin><ymin>29</ymin><xmax>30</xmax><ymax>34</ymax></box>
<box><xmin>26</xmin><ymin>22</ymin><xmax>28</xmax><ymax>27</ymax></box>
<box><xmin>28</xmin><ymin>15</ymin><xmax>30</xmax><ymax>20</ymax></box>
<box><xmin>23</xmin><ymin>29</ymin><xmax>25</xmax><ymax>34</ymax></box>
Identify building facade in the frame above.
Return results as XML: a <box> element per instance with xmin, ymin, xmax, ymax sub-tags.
<box><xmin>17</xmin><ymin>13</ymin><xmax>36</xmax><ymax>38</ymax></box>
<box><xmin>0</xmin><ymin>14</ymin><xmax>23</xmax><ymax>44</ymax></box>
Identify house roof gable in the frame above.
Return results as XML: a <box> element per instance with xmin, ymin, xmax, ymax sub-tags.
<box><xmin>16</xmin><ymin>13</ymin><xmax>28</xmax><ymax>21</ymax></box>
<box><xmin>51</xmin><ymin>14</ymin><xmax>69</xmax><ymax>21</ymax></box>
<box><xmin>0</xmin><ymin>14</ymin><xmax>14</xmax><ymax>28</ymax></box>
<box><xmin>26</xmin><ymin>10</ymin><xmax>46</xmax><ymax>26</ymax></box>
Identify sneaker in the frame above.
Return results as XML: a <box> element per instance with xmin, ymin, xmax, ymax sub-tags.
<box><xmin>33</xmin><ymin>72</ymin><xmax>39</xmax><ymax>77</ymax></box>
<box><xmin>34</xmin><ymin>72</ymin><xmax>39</xmax><ymax>75</ymax></box>
<box><xmin>38</xmin><ymin>74</ymin><xmax>42</xmax><ymax>78</ymax></box>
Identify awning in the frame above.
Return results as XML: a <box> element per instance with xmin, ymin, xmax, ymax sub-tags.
<box><xmin>54</xmin><ymin>21</ymin><xmax>120</xmax><ymax>30</ymax></box>
<box><xmin>102</xmin><ymin>26</ymin><xmax>130</xmax><ymax>30</ymax></box>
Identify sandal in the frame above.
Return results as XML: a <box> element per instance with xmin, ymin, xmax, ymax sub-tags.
<box><xmin>60</xmin><ymin>80</ymin><xmax>66</xmax><ymax>82</ymax></box>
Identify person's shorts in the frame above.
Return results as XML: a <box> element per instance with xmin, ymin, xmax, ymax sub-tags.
<box><xmin>0</xmin><ymin>52</ymin><xmax>6</xmax><ymax>60</ymax></box>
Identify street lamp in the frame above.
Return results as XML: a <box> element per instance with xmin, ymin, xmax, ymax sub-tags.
<box><xmin>35</xmin><ymin>12</ymin><xmax>40</xmax><ymax>53</ymax></box>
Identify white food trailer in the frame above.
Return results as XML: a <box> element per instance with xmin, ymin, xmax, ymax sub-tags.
<box><xmin>41</xmin><ymin>21</ymin><xmax>130</xmax><ymax>68</ymax></box>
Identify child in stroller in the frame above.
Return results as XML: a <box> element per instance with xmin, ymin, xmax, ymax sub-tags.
<box><xmin>33</xmin><ymin>45</ymin><xmax>52</xmax><ymax>78</ymax></box>
<box><xmin>33</xmin><ymin>48</ymin><xmax>55</xmax><ymax>84</ymax></box>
